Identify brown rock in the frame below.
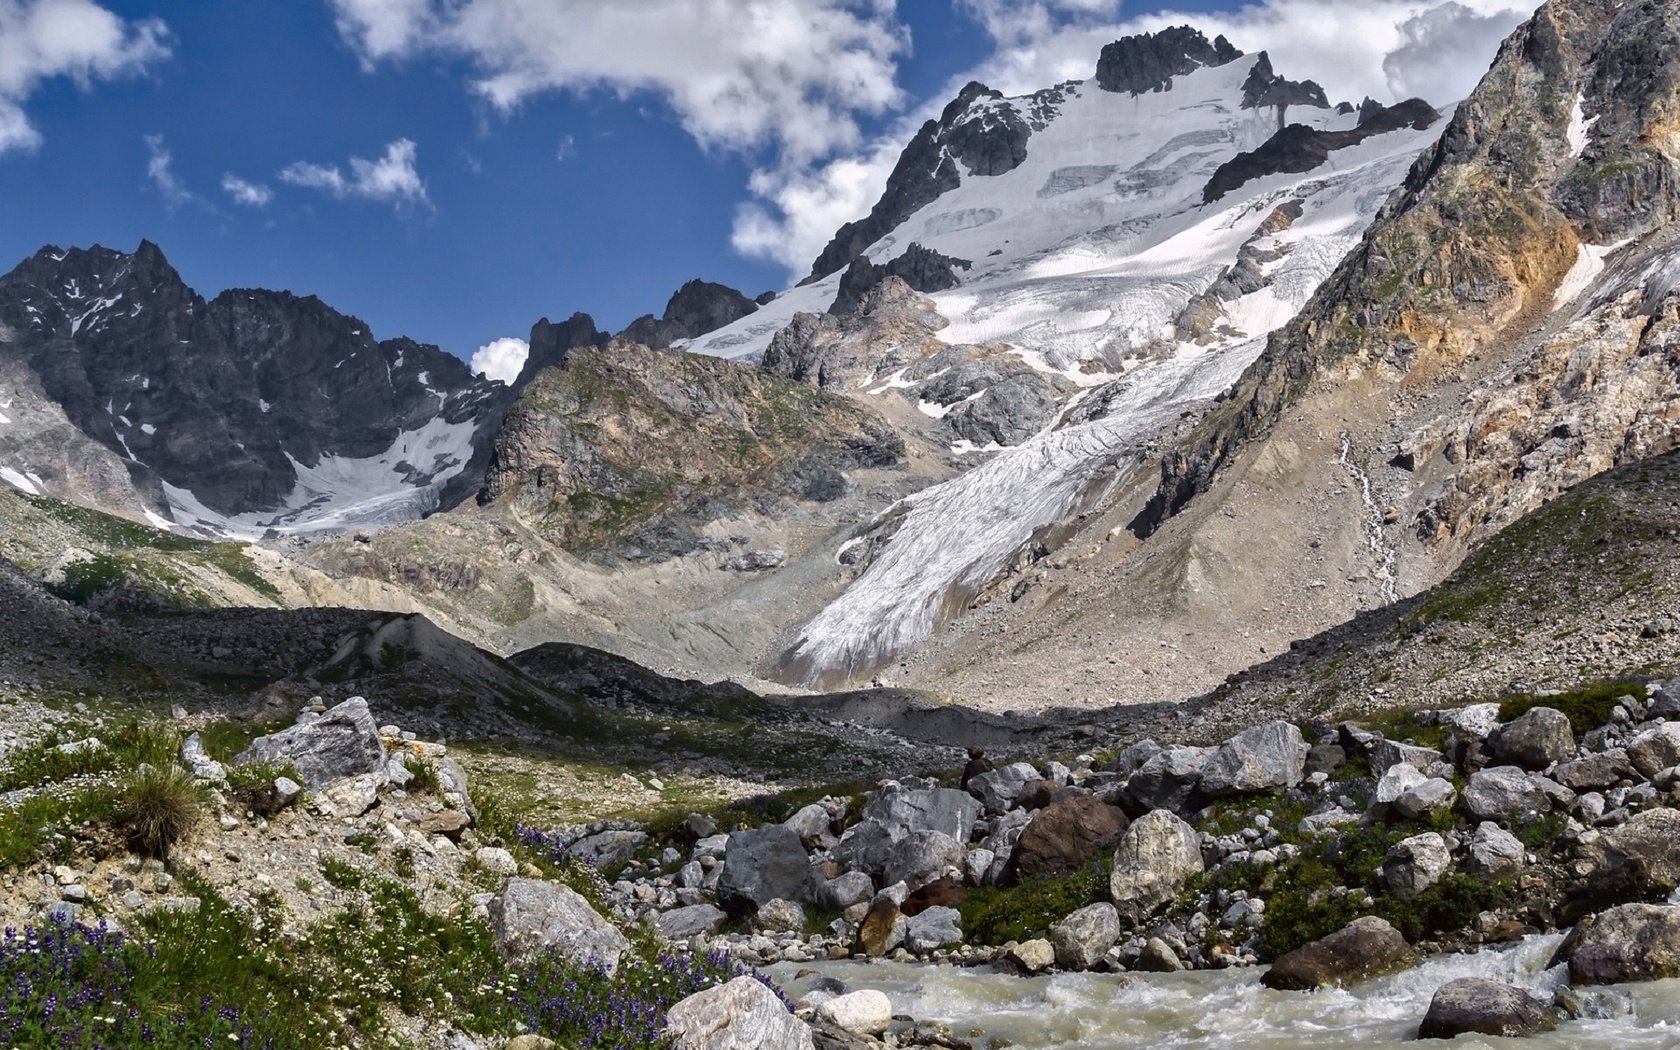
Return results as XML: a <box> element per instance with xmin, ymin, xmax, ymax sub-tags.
<box><xmin>1261</xmin><ymin>916</ymin><xmax>1420</xmax><ymax>991</ymax></box>
<box><xmin>959</xmin><ymin>748</ymin><xmax>994</xmax><ymax>791</ymax></box>
<box><xmin>857</xmin><ymin>899</ymin><xmax>906</xmax><ymax>957</ymax></box>
<box><xmin>416</xmin><ymin>809</ymin><xmax>471</xmax><ymax>840</ymax></box>
<box><xmin>1006</xmin><ymin>796</ymin><xmax>1129</xmax><ymax>884</ymax></box>
<box><xmin>901</xmin><ymin>876</ymin><xmax>960</xmax><ymax>917</ymax></box>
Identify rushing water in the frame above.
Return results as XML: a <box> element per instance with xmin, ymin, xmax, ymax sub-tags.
<box><xmin>772</xmin><ymin>935</ymin><xmax>1680</xmax><ymax>1048</ymax></box>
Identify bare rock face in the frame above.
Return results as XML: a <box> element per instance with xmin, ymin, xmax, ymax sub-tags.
<box><xmin>1095</xmin><ymin>26</ymin><xmax>1243</xmax><ymax>95</ymax></box>
<box><xmin>1261</xmin><ymin>916</ymin><xmax>1420</xmax><ymax>990</ymax></box>
<box><xmin>620</xmin><ymin>279</ymin><xmax>760</xmax><ymax>349</ymax></box>
<box><xmin>233</xmin><ymin>697</ymin><xmax>386</xmax><ymax>790</ymax></box>
<box><xmin>666</xmin><ymin>975</ymin><xmax>815</xmax><ymax>1050</ymax></box>
<box><xmin>479</xmin><ymin>339</ymin><xmax>903</xmax><ymax>559</ymax></box>
<box><xmin>829</xmin><ymin>244</ymin><xmax>972</xmax><ymax>317</ymax></box>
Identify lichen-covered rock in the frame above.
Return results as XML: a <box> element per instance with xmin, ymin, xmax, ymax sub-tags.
<box><xmin>1466</xmin><ymin>822</ymin><xmax>1526</xmax><ymax>880</ymax></box>
<box><xmin>1109</xmin><ymin>810</ymin><xmax>1204</xmax><ymax>924</ymax></box>
<box><xmin>666</xmin><ymin>975</ymin><xmax>815</xmax><ymax>1050</ymax></box>
<box><xmin>1261</xmin><ymin>917</ymin><xmax>1419</xmax><ymax>990</ymax></box>
<box><xmin>1384</xmin><ymin>833</ymin><xmax>1450</xmax><ymax>901</ymax></box>
<box><xmin>881</xmin><ymin>830</ymin><xmax>965</xmax><ymax>890</ymax></box>
<box><xmin>1462</xmin><ymin>766</ymin><xmax>1554</xmax><ymax>819</ymax></box>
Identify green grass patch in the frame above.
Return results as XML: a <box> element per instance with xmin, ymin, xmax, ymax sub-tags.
<box><xmin>1496</xmin><ymin>679</ymin><xmax>1640</xmax><ymax>737</ymax></box>
<box><xmin>959</xmin><ymin>857</ymin><xmax>1111</xmax><ymax>945</ymax></box>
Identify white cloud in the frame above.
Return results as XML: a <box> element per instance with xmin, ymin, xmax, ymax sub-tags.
<box><xmin>0</xmin><ymin>0</ymin><xmax>170</xmax><ymax>156</ymax></box>
<box><xmin>143</xmin><ymin>132</ymin><xmax>190</xmax><ymax>205</ymax></box>
<box><xmin>221</xmin><ymin>173</ymin><xmax>273</xmax><ymax>206</ymax></box>
<box><xmin>326</xmin><ymin>0</ymin><xmax>908</xmax><ymax>165</ymax></box>
<box><xmin>278</xmin><ymin>138</ymin><xmax>430</xmax><ymax>209</ymax></box>
<box><xmin>732</xmin><ymin>0</ymin><xmax>1530</xmax><ymax>279</ymax></box>
<box><xmin>470</xmin><ymin>336</ymin><xmax>528</xmax><ymax>384</ymax></box>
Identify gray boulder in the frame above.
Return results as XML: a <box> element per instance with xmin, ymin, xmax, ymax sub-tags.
<box><xmin>717</xmin><ymin>825</ymin><xmax>813</xmax><ymax>913</ymax></box>
<box><xmin>1395</xmin><ymin>777</ymin><xmax>1458</xmax><ymax>820</ymax></box>
<box><xmin>1584</xmin><ymin>807</ymin><xmax>1680</xmax><ymax>899</ymax></box>
<box><xmin>657</xmin><ymin>904</ymin><xmax>727</xmax><ymax>940</ymax></box>
<box><xmin>234</xmin><ymin>697</ymin><xmax>386</xmax><ymax>790</ymax></box>
<box><xmin>968</xmin><ymin>762</ymin><xmax>1043</xmax><ymax>813</ymax></box>
<box><xmin>1373</xmin><ymin>763</ymin><xmax>1426</xmax><ymax>809</ymax></box>
<box><xmin>1418</xmin><ymin>978</ymin><xmax>1555</xmax><ymax>1039</ymax></box>
<box><xmin>882</xmin><ymin>830</ymin><xmax>965</xmax><ymax>890</ymax></box>
<box><xmin>903</xmin><ymin>906</ymin><xmax>963</xmax><ymax>952</ymax></box>
<box><xmin>755</xmin><ymin>898</ymin><xmax>806</xmax><ymax>934</ymax></box>
<box><xmin>1440</xmin><ymin>704</ymin><xmax>1502</xmax><ymax>740</ymax></box>
<box><xmin>812</xmin><ymin>990</ymin><xmax>891</xmax><ymax>1038</ymax></box>
<box><xmin>1554</xmin><ymin>749</ymin><xmax>1636</xmax><ymax>791</ymax></box>
<box><xmin>1490</xmin><ymin>708</ymin><xmax>1575</xmax><ymax>770</ymax></box>
<box><xmin>1199</xmin><ymin>721</ymin><xmax>1305</xmax><ymax>797</ymax></box>
<box><xmin>666</xmin><ymin>975</ymin><xmax>815</xmax><ymax>1050</ymax></box>
<box><xmin>488</xmin><ymin>878</ymin><xmax>630</xmax><ymax>973</ymax></box>
<box><xmin>838</xmin><ymin>784</ymin><xmax>982</xmax><ymax>877</ymax></box>
<box><xmin>784</xmin><ymin>804</ymin><xmax>834</xmax><ymax>847</ymax></box>
<box><xmin>1109</xmin><ymin>809</ymin><xmax>1204</xmax><ymax>924</ymax></box>
<box><xmin>1051</xmin><ymin>902</ymin><xmax>1120</xmax><ymax>970</ymax></box>
<box><xmin>568</xmin><ymin>830</ymin><xmax>647</xmax><ymax>870</ymax></box>
<box><xmin>1384</xmin><ymin>833</ymin><xmax>1450</xmax><ymax>901</ymax></box>
<box><xmin>1369</xmin><ymin>739</ymin><xmax>1444</xmax><ymax>777</ymax></box>
<box><xmin>1626</xmin><ymin>723</ymin><xmax>1680</xmax><ymax>778</ymax></box>
<box><xmin>1462</xmin><ymin>766</ymin><xmax>1554</xmax><ymax>819</ymax></box>
<box><xmin>180</xmin><ymin>733</ymin><xmax>226</xmax><ymax>782</ymax></box>
<box><xmin>1122</xmin><ymin>746</ymin><xmax>1212</xmax><ymax>815</ymax></box>
<box><xmin>1466</xmin><ymin>822</ymin><xmax>1526</xmax><ymax>880</ymax></box>
<box><xmin>1567</xmin><ymin>903</ymin><xmax>1680</xmax><ymax>985</ymax></box>
<box><xmin>817</xmin><ymin>871</ymin><xmax>875</xmax><ymax>912</ymax></box>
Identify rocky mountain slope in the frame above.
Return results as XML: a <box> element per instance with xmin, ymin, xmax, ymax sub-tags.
<box><xmin>0</xmin><ymin>242</ymin><xmax>508</xmax><ymax>537</ymax></box>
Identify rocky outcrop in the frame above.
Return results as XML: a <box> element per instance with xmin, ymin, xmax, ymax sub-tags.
<box><xmin>1095</xmin><ymin>26</ymin><xmax>1243</xmax><ymax>95</ymax></box>
<box><xmin>478</xmin><ymin>340</ymin><xmax>903</xmax><ymax>557</ymax></box>
<box><xmin>829</xmin><ymin>245</ymin><xmax>972</xmax><ymax>317</ymax></box>
<box><xmin>1108</xmin><ymin>809</ymin><xmax>1204</xmax><ymax>923</ymax></box>
<box><xmin>514</xmin><ymin>312</ymin><xmax>607</xmax><ymax>390</ymax></box>
<box><xmin>1239</xmin><ymin>52</ymin><xmax>1330</xmax><ymax>122</ymax></box>
<box><xmin>621</xmin><ymin>280</ymin><xmax>760</xmax><ymax>349</ymax></box>
<box><xmin>1201</xmin><ymin>98</ymin><xmax>1438</xmax><ymax>203</ymax></box>
<box><xmin>1261</xmin><ymin>916</ymin><xmax>1420</xmax><ymax>990</ymax></box>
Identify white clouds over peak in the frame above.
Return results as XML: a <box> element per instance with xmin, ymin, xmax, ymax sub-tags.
<box><xmin>221</xmin><ymin>173</ymin><xmax>273</xmax><ymax>207</ymax></box>
<box><xmin>279</xmin><ymin>138</ymin><xmax>430</xmax><ymax>210</ymax></box>
<box><xmin>326</xmin><ymin>0</ymin><xmax>907</xmax><ymax>165</ymax></box>
<box><xmin>470</xmin><ymin>336</ymin><xmax>527</xmax><ymax>384</ymax></box>
<box><xmin>0</xmin><ymin>0</ymin><xmax>170</xmax><ymax>155</ymax></box>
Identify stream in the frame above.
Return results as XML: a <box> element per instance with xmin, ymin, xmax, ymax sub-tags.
<box><xmin>772</xmin><ymin>934</ymin><xmax>1680</xmax><ymax>1048</ymax></box>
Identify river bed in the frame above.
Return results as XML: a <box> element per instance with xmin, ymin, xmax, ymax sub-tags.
<box><xmin>771</xmin><ymin>935</ymin><xmax>1680</xmax><ymax>1048</ymax></box>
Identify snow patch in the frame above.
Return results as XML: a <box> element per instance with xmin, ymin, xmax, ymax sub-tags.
<box><xmin>140</xmin><ymin>423</ymin><xmax>156</xmax><ymax>435</ymax></box>
<box><xmin>258</xmin><ymin>399</ymin><xmax>273</xmax><ymax>413</ymax></box>
<box><xmin>0</xmin><ymin>467</ymin><xmax>40</xmax><ymax>495</ymax></box>
<box><xmin>1566</xmin><ymin>93</ymin><xmax>1598</xmax><ymax>158</ymax></box>
<box><xmin>1554</xmin><ymin>240</ymin><xmax>1631</xmax><ymax>310</ymax></box>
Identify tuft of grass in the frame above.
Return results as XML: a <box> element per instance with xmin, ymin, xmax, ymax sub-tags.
<box><xmin>958</xmin><ymin>857</ymin><xmax>1110</xmax><ymax>945</ymax></box>
<box><xmin>116</xmin><ymin>764</ymin><xmax>201</xmax><ymax>860</ymax></box>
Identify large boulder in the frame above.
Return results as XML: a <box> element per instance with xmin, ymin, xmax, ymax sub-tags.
<box><xmin>857</xmin><ymin>899</ymin><xmax>907</xmax><ymax>957</ymax></box>
<box><xmin>1120</xmin><ymin>746</ymin><xmax>1211</xmax><ymax>816</ymax></box>
<box><xmin>234</xmin><ymin>697</ymin><xmax>386</xmax><ymax>790</ymax></box>
<box><xmin>1384</xmin><ymin>833</ymin><xmax>1450</xmax><ymax>901</ymax></box>
<box><xmin>968</xmin><ymin>762</ymin><xmax>1043</xmax><ymax>813</ymax></box>
<box><xmin>1580</xmin><ymin>807</ymin><xmax>1680</xmax><ymax>903</ymax></box>
<box><xmin>1109</xmin><ymin>810</ymin><xmax>1204</xmax><ymax>924</ymax></box>
<box><xmin>816</xmin><ymin>871</ymin><xmax>875</xmax><ymax>912</ymax></box>
<box><xmin>903</xmin><ymin>906</ymin><xmax>962</xmax><ymax>952</ymax></box>
<box><xmin>1006</xmin><ymin>797</ymin><xmax>1129</xmax><ymax>883</ymax></box>
<box><xmin>657</xmin><ymin>904</ymin><xmax>727</xmax><ymax>940</ymax></box>
<box><xmin>1261</xmin><ymin>916</ymin><xmax>1420</xmax><ymax>990</ymax></box>
<box><xmin>717</xmin><ymin>825</ymin><xmax>813</xmax><ymax>913</ymax></box>
<box><xmin>837</xmin><ymin>785</ymin><xmax>981</xmax><ymax>877</ymax></box>
<box><xmin>1489</xmin><ymin>708</ymin><xmax>1575</xmax><ymax>770</ymax></box>
<box><xmin>1199</xmin><ymin>721</ymin><xmax>1305</xmax><ymax>796</ymax></box>
<box><xmin>1553</xmin><ymin>750</ymin><xmax>1636</xmax><ymax>791</ymax></box>
<box><xmin>1466</xmin><ymin>822</ymin><xmax>1526</xmax><ymax>880</ymax></box>
<box><xmin>1626</xmin><ymin>723</ymin><xmax>1680</xmax><ymax>778</ymax></box>
<box><xmin>784</xmin><ymin>804</ymin><xmax>834</xmax><ymax>848</ymax></box>
<box><xmin>488</xmin><ymin>878</ymin><xmax>631</xmax><ymax>973</ymax></box>
<box><xmin>666</xmin><ymin>975</ymin><xmax>815</xmax><ymax>1050</ymax></box>
<box><xmin>1369</xmin><ymin>739</ymin><xmax>1445</xmax><ymax>778</ymax></box>
<box><xmin>568</xmin><ymin>830</ymin><xmax>647</xmax><ymax>870</ymax></box>
<box><xmin>1051</xmin><ymin>902</ymin><xmax>1120</xmax><ymax>971</ymax></box>
<box><xmin>1566</xmin><ymin>903</ymin><xmax>1680</xmax><ymax>985</ymax></box>
<box><xmin>1462</xmin><ymin>766</ymin><xmax>1554</xmax><ymax>819</ymax></box>
<box><xmin>1394</xmin><ymin>778</ymin><xmax>1457</xmax><ymax>820</ymax></box>
<box><xmin>1417</xmin><ymin>978</ymin><xmax>1556</xmax><ymax>1039</ymax></box>
<box><xmin>881</xmin><ymin>830</ymin><xmax>965</xmax><ymax>890</ymax></box>
<box><xmin>812</xmin><ymin>990</ymin><xmax>891</xmax><ymax>1038</ymax></box>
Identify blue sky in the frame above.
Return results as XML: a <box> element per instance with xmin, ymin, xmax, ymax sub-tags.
<box><xmin>0</xmin><ymin>0</ymin><xmax>1529</xmax><ymax>378</ymax></box>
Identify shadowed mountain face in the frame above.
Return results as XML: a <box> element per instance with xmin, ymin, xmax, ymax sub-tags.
<box><xmin>0</xmin><ymin>242</ymin><xmax>509</xmax><ymax>535</ymax></box>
